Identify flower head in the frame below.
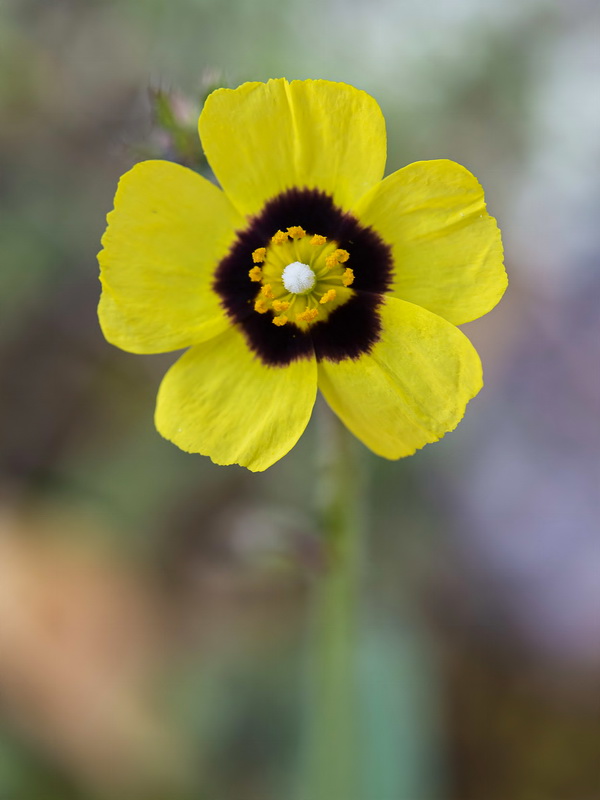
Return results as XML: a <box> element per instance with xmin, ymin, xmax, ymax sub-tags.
<box><xmin>98</xmin><ymin>79</ymin><xmax>506</xmax><ymax>471</ymax></box>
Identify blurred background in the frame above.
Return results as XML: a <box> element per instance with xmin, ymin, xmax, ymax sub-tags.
<box><xmin>1</xmin><ymin>0</ymin><xmax>599</xmax><ymax>798</ymax></box>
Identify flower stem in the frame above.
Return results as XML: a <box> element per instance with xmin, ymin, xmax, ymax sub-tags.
<box><xmin>303</xmin><ymin>401</ymin><xmax>365</xmax><ymax>800</ymax></box>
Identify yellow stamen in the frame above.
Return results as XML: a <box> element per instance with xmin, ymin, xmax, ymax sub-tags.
<box><xmin>342</xmin><ymin>268</ymin><xmax>355</xmax><ymax>287</ymax></box>
<box><xmin>254</xmin><ymin>297</ymin><xmax>268</xmax><ymax>314</ymax></box>
<box><xmin>272</xmin><ymin>300</ymin><xmax>290</xmax><ymax>313</ymax></box>
<box><xmin>325</xmin><ymin>248</ymin><xmax>351</xmax><ymax>271</ymax></box>
<box><xmin>271</xmin><ymin>230</ymin><xmax>289</xmax><ymax>245</ymax></box>
<box><xmin>310</xmin><ymin>234</ymin><xmax>327</xmax><ymax>246</ymax></box>
<box><xmin>248</xmin><ymin>266</ymin><xmax>262</xmax><ymax>282</ymax></box>
<box><xmin>319</xmin><ymin>289</ymin><xmax>337</xmax><ymax>305</ymax></box>
<box><xmin>333</xmin><ymin>248</ymin><xmax>350</xmax><ymax>263</ymax></box>
<box><xmin>272</xmin><ymin>315</ymin><xmax>288</xmax><ymax>327</ymax></box>
<box><xmin>296</xmin><ymin>308</ymin><xmax>319</xmax><ymax>323</ymax></box>
<box><xmin>287</xmin><ymin>226</ymin><xmax>306</xmax><ymax>239</ymax></box>
<box><xmin>252</xmin><ymin>247</ymin><xmax>266</xmax><ymax>263</ymax></box>
<box><xmin>261</xmin><ymin>284</ymin><xmax>274</xmax><ymax>299</ymax></box>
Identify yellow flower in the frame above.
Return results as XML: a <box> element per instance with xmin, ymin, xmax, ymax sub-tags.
<box><xmin>98</xmin><ymin>79</ymin><xmax>506</xmax><ymax>471</ymax></box>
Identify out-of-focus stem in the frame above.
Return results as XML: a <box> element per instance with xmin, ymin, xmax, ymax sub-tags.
<box><xmin>303</xmin><ymin>401</ymin><xmax>365</xmax><ymax>800</ymax></box>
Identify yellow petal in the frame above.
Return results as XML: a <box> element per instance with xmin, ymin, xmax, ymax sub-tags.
<box><xmin>199</xmin><ymin>79</ymin><xmax>386</xmax><ymax>216</ymax></box>
<box><xmin>98</xmin><ymin>160</ymin><xmax>242</xmax><ymax>354</ymax></box>
<box><xmin>355</xmin><ymin>160</ymin><xmax>506</xmax><ymax>325</ymax></box>
<box><xmin>155</xmin><ymin>327</ymin><xmax>317</xmax><ymax>471</ymax></box>
<box><xmin>317</xmin><ymin>297</ymin><xmax>483</xmax><ymax>459</ymax></box>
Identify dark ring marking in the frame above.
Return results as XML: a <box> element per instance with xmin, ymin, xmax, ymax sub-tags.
<box><xmin>213</xmin><ymin>187</ymin><xmax>393</xmax><ymax>366</ymax></box>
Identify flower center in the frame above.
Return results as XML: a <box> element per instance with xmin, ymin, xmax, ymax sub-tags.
<box><xmin>247</xmin><ymin>225</ymin><xmax>356</xmax><ymax>329</ymax></box>
<box><xmin>213</xmin><ymin>187</ymin><xmax>394</xmax><ymax>366</ymax></box>
<box><xmin>281</xmin><ymin>261</ymin><xmax>316</xmax><ymax>294</ymax></box>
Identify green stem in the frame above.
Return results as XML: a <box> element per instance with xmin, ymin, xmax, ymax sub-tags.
<box><xmin>303</xmin><ymin>402</ymin><xmax>365</xmax><ymax>800</ymax></box>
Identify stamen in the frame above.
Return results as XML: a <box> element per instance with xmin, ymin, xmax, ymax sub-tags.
<box><xmin>272</xmin><ymin>300</ymin><xmax>290</xmax><ymax>313</ymax></box>
<box><xmin>261</xmin><ymin>284</ymin><xmax>274</xmax><ymax>299</ymax></box>
<box><xmin>287</xmin><ymin>226</ymin><xmax>306</xmax><ymax>239</ymax></box>
<box><xmin>254</xmin><ymin>297</ymin><xmax>269</xmax><ymax>314</ymax></box>
<box><xmin>282</xmin><ymin>262</ymin><xmax>316</xmax><ymax>294</ymax></box>
<box><xmin>272</xmin><ymin>315</ymin><xmax>288</xmax><ymax>327</ymax></box>
<box><xmin>320</xmin><ymin>289</ymin><xmax>337</xmax><ymax>305</ymax></box>
<box><xmin>248</xmin><ymin>266</ymin><xmax>262</xmax><ymax>282</ymax></box>
<box><xmin>325</xmin><ymin>248</ymin><xmax>351</xmax><ymax>270</ymax></box>
<box><xmin>342</xmin><ymin>268</ymin><xmax>355</xmax><ymax>287</ymax></box>
<box><xmin>252</xmin><ymin>247</ymin><xmax>266</xmax><ymax>263</ymax></box>
<box><xmin>310</xmin><ymin>234</ymin><xmax>327</xmax><ymax>246</ymax></box>
<box><xmin>333</xmin><ymin>248</ymin><xmax>350</xmax><ymax>263</ymax></box>
<box><xmin>296</xmin><ymin>308</ymin><xmax>319</xmax><ymax>323</ymax></box>
<box><xmin>271</xmin><ymin>230</ymin><xmax>289</xmax><ymax>245</ymax></box>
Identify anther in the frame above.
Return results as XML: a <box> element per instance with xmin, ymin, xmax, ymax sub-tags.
<box><xmin>272</xmin><ymin>315</ymin><xmax>288</xmax><ymax>327</ymax></box>
<box><xmin>248</xmin><ymin>266</ymin><xmax>262</xmax><ymax>282</ymax></box>
<box><xmin>272</xmin><ymin>300</ymin><xmax>290</xmax><ymax>313</ymax></box>
<box><xmin>271</xmin><ymin>230</ymin><xmax>289</xmax><ymax>245</ymax></box>
<box><xmin>254</xmin><ymin>298</ymin><xmax>269</xmax><ymax>314</ymax></box>
<box><xmin>342</xmin><ymin>268</ymin><xmax>355</xmax><ymax>287</ymax></box>
<box><xmin>333</xmin><ymin>249</ymin><xmax>350</xmax><ymax>263</ymax></box>
<box><xmin>287</xmin><ymin>226</ymin><xmax>306</xmax><ymax>239</ymax></box>
<box><xmin>252</xmin><ymin>247</ymin><xmax>266</xmax><ymax>263</ymax></box>
<box><xmin>310</xmin><ymin>234</ymin><xmax>327</xmax><ymax>246</ymax></box>
<box><xmin>320</xmin><ymin>289</ymin><xmax>337</xmax><ymax>305</ymax></box>
<box><xmin>296</xmin><ymin>308</ymin><xmax>319</xmax><ymax>323</ymax></box>
<box><xmin>325</xmin><ymin>248</ymin><xmax>351</xmax><ymax>270</ymax></box>
<box><xmin>261</xmin><ymin>284</ymin><xmax>274</xmax><ymax>299</ymax></box>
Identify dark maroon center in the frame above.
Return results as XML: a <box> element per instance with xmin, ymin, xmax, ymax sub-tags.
<box><xmin>213</xmin><ymin>187</ymin><xmax>393</xmax><ymax>367</ymax></box>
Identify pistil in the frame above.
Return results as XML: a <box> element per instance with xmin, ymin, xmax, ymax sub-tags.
<box><xmin>281</xmin><ymin>262</ymin><xmax>316</xmax><ymax>295</ymax></box>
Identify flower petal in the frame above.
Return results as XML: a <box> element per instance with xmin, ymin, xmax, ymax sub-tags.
<box><xmin>99</xmin><ymin>160</ymin><xmax>242</xmax><ymax>354</ymax></box>
<box><xmin>199</xmin><ymin>79</ymin><xmax>386</xmax><ymax>217</ymax></box>
<box><xmin>354</xmin><ymin>160</ymin><xmax>506</xmax><ymax>325</ymax></box>
<box><xmin>155</xmin><ymin>327</ymin><xmax>318</xmax><ymax>471</ymax></box>
<box><xmin>317</xmin><ymin>296</ymin><xmax>483</xmax><ymax>459</ymax></box>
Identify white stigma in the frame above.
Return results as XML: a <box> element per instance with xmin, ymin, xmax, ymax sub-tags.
<box><xmin>281</xmin><ymin>261</ymin><xmax>316</xmax><ymax>294</ymax></box>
